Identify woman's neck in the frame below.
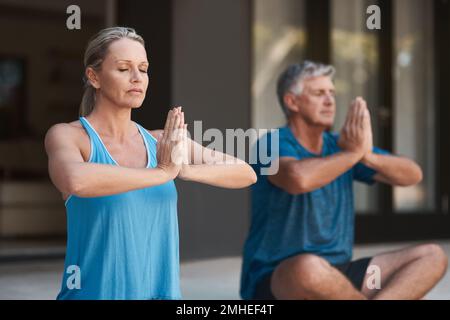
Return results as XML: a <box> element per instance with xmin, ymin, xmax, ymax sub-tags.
<box><xmin>85</xmin><ymin>97</ymin><xmax>135</xmax><ymax>142</ymax></box>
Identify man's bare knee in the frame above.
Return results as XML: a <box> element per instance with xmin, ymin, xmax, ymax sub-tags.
<box><xmin>404</xmin><ymin>243</ymin><xmax>448</xmax><ymax>281</ymax></box>
<box><xmin>423</xmin><ymin>244</ymin><xmax>448</xmax><ymax>276</ymax></box>
<box><xmin>271</xmin><ymin>254</ymin><xmax>331</xmax><ymax>299</ymax></box>
<box><xmin>293</xmin><ymin>254</ymin><xmax>331</xmax><ymax>285</ymax></box>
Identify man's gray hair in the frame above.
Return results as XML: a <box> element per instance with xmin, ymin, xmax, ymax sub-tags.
<box><xmin>276</xmin><ymin>60</ymin><xmax>335</xmax><ymax>116</ymax></box>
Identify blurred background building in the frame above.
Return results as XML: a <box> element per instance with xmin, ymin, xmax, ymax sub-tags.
<box><xmin>0</xmin><ymin>0</ymin><xmax>448</xmax><ymax>266</ymax></box>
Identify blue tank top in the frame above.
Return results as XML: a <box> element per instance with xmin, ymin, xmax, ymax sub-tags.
<box><xmin>56</xmin><ymin>117</ymin><xmax>181</xmax><ymax>300</ymax></box>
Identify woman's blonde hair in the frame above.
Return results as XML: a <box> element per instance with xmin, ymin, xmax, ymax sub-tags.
<box><xmin>79</xmin><ymin>27</ymin><xmax>145</xmax><ymax>116</ymax></box>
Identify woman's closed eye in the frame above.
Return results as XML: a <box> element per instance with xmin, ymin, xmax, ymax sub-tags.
<box><xmin>118</xmin><ymin>68</ymin><xmax>148</xmax><ymax>73</ymax></box>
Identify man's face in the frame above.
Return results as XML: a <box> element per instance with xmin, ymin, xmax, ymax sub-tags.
<box><xmin>289</xmin><ymin>76</ymin><xmax>336</xmax><ymax>128</ymax></box>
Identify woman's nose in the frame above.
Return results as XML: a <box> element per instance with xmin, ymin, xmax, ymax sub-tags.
<box><xmin>130</xmin><ymin>68</ymin><xmax>143</xmax><ymax>82</ymax></box>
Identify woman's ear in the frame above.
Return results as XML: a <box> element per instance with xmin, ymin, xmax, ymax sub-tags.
<box><xmin>86</xmin><ymin>67</ymin><xmax>100</xmax><ymax>89</ymax></box>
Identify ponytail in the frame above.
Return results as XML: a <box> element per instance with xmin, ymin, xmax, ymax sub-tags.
<box><xmin>79</xmin><ymin>83</ymin><xmax>96</xmax><ymax>117</ymax></box>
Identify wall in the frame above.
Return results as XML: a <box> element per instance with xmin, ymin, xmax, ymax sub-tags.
<box><xmin>172</xmin><ymin>0</ymin><xmax>252</xmax><ymax>260</ymax></box>
<box><xmin>0</xmin><ymin>0</ymin><xmax>105</xmax><ymax>237</ymax></box>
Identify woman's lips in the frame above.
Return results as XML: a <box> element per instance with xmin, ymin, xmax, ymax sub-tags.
<box><xmin>128</xmin><ymin>89</ymin><xmax>143</xmax><ymax>94</ymax></box>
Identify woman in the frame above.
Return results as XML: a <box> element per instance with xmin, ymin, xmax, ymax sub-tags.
<box><xmin>45</xmin><ymin>27</ymin><xmax>256</xmax><ymax>300</ymax></box>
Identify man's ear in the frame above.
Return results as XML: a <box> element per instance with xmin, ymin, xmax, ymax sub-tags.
<box><xmin>283</xmin><ymin>93</ymin><xmax>300</xmax><ymax>114</ymax></box>
<box><xmin>86</xmin><ymin>67</ymin><xmax>100</xmax><ymax>89</ymax></box>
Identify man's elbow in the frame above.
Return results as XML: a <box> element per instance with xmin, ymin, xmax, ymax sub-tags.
<box><xmin>284</xmin><ymin>173</ymin><xmax>312</xmax><ymax>195</ymax></box>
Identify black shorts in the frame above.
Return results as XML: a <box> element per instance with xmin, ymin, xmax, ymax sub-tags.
<box><xmin>252</xmin><ymin>256</ymin><xmax>373</xmax><ymax>300</ymax></box>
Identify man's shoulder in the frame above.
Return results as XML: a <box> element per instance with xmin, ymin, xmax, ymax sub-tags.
<box><xmin>258</xmin><ymin>126</ymin><xmax>291</xmax><ymax>142</ymax></box>
<box><xmin>254</xmin><ymin>126</ymin><xmax>295</xmax><ymax>153</ymax></box>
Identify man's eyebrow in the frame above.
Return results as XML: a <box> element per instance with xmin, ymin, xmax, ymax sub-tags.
<box><xmin>310</xmin><ymin>88</ymin><xmax>334</xmax><ymax>93</ymax></box>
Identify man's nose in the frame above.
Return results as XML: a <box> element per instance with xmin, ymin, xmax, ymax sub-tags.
<box><xmin>324</xmin><ymin>94</ymin><xmax>334</xmax><ymax>105</ymax></box>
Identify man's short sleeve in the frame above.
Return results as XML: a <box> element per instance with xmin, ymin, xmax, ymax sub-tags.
<box><xmin>353</xmin><ymin>147</ymin><xmax>391</xmax><ymax>185</ymax></box>
<box><xmin>252</xmin><ymin>128</ymin><xmax>300</xmax><ymax>175</ymax></box>
<box><xmin>279</xmin><ymin>140</ymin><xmax>298</xmax><ymax>158</ymax></box>
<box><xmin>278</xmin><ymin>127</ymin><xmax>299</xmax><ymax>159</ymax></box>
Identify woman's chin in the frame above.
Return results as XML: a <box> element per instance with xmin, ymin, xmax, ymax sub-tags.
<box><xmin>121</xmin><ymin>100</ymin><xmax>144</xmax><ymax>109</ymax></box>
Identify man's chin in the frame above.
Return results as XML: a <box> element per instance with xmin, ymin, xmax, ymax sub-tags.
<box><xmin>315</xmin><ymin>119</ymin><xmax>334</xmax><ymax>129</ymax></box>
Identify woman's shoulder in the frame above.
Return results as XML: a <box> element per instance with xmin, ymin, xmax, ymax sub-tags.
<box><xmin>45</xmin><ymin>120</ymin><xmax>89</xmax><ymax>148</ymax></box>
<box><xmin>44</xmin><ymin>120</ymin><xmax>91</xmax><ymax>161</ymax></box>
<box><xmin>46</xmin><ymin>120</ymin><xmax>84</xmax><ymax>138</ymax></box>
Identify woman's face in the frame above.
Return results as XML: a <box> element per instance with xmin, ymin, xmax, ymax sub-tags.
<box><xmin>89</xmin><ymin>38</ymin><xmax>149</xmax><ymax>110</ymax></box>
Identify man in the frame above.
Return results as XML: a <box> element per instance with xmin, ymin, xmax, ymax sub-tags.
<box><xmin>240</xmin><ymin>61</ymin><xmax>448</xmax><ymax>300</ymax></box>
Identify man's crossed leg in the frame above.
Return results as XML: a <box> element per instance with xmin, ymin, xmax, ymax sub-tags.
<box><xmin>269</xmin><ymin>244</ymin><xmax>448</xmax><ymax>300</ymax></box>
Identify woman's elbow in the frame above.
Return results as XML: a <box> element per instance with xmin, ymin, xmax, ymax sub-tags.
<box><xmin>63</xmin><ymin>171</ymin><xmax>86</xmax><ymax>196</ymax></box>
<box><xmin>67</xmin><ymin>180</ymin><xmax>83</xmax><ymax>196</ymax></box>
<box><xmin>240</xmin><ymin>165</ymin><xmax>257</xmax><ymax>187</ymax></box>
<box><xmin>49</xmin><ymin>166</ymin><xmax>82</xmax><ymax>196</ymax></box>
<box><xmin>408</xmin><ymin>164</ymin><xmax>423</xmax><ymax>186</ymax></box>
<box><xmin>232</xmin><ymin>163</ymin><xmax>257</xmax><ymax>188</ymax></box>
<box><xmin>397</xmin><ymin>163</ymin><xmax>423</xmax><ymax>187</ymax></box>
<box><xmin>249</xmin><ymin>168</ymin><xmax>258</xmax><ymax>185</ymax></box>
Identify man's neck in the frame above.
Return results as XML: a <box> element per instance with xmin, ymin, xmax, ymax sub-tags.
<box><xmin>288</xmin><ymin>116</ymin><xmax>326</xmax><ymax>155</ymax></box>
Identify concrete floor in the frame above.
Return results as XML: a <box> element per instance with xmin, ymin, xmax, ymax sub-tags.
<box><xmin>0</xmin><ymin>240</ymin><xmax>449</xmax><ymax>300</ymax></box>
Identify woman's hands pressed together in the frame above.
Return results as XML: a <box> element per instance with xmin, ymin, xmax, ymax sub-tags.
<box><xmin>156</xmin><ymin>107</ymin><xmax>188</xmax><ymax>180</ymax></box>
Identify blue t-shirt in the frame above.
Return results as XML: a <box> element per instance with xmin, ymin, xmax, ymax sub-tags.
<box><xmin>240</xmin><ymin>126</ymin><xmax>389</xmax><ymax>300</ymax></box>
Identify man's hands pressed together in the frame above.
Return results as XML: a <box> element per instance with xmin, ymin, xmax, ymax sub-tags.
<box><xmin>338</xmin><ymin>97</ymin><xmax>422</xmax><ymax>186</ymax></box>
<box><xmin>338</xmin><ymin>97</ymin><xmax>373</xmax><ymax>162</ymax></box>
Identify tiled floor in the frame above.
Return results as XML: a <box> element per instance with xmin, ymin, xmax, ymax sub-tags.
<box><xmin>0</xmin><ymin>240</ymin><xmax>448</xmax><ymax>300</ymax></box>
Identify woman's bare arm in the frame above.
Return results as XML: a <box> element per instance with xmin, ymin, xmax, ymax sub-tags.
<box><xmin>46</xmin><ymin>109</ymin><xmax>183</xmax><ymax>199</ymax></box>
<box><xmin>177</xmin><ymin>137</ymin><xmax>257</xmax><ymax>188</ymax></box>
<box><xmin>150</xmin><ymin>125</ymin><xmax>257</xmax><ymax>189</ymax></box>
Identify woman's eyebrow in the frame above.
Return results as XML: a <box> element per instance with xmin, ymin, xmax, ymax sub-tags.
<box><xmin>115</xmin><ymin>59</ymin><xmax>149</xmax><ymax>65</ymax></box>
